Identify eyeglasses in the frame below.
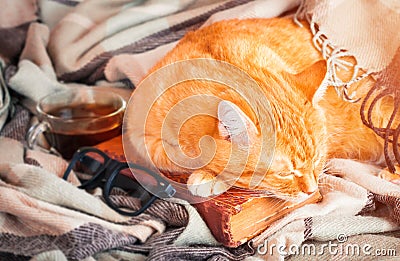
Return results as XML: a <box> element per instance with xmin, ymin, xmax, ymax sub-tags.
<box><xmin>62</xmin><ymin>147</ymin><xmax>176</xmax><ymax>216</ymax></box>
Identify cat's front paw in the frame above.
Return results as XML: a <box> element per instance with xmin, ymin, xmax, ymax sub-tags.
<box><xmin>187</xmin><ymin>170</ymin><xmax>229</xmax><ymax>197</ymax></box>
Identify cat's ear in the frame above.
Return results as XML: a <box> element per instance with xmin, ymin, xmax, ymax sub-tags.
<box><xmin>290</xmin><ymin>60</ymin><xmax>327</xmax><ymax>102</ymax></box>
<box><xmin>217</xmin><ymin>100</ymin><xmax>258</xmax><ymax>147</ymax></box>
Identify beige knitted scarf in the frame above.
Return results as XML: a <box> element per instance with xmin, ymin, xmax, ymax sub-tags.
<box><xmin>297</xmin><ymin>0</ymin><xmax>400</xmax><ymax>172</ymax></box>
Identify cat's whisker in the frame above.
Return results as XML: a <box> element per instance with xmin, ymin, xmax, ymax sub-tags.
<box><xmin>323</xmin><ymin>169</ymin><xmax>344</xmax><ymax>177</ymax></box>
<box><xmin>227</xmin><ymin>190</ymin><xmax>276</xmax><ymax>196</ymax></box>
<box><xmin>230</xmin><ymin>186</ymin><xmax>275</xmax><ymax>193</ymax></box>
<box><xmin>317</xmin><ymin>181</ymin><xmax>336</xmax><ymax>192</ymax></box>
<box><xmin>228</xmin><ymin>194</ymin><xmax>278</xmax><ymax>199</ymax></box>
<box><xmin>318</xmin><ymin>182</ymin><xmax>335</xmax><ymax>188</ymax></box>
<box><xmin>225</xmin><ymin>191</ymin><xmax>279</xmax><ymax>199</ymax></box>
<box><xmin>227</xmin><ymin>190</ymin><xmax>274</xmax><ymax>194</ymax></box>
<box><xmin>323</xmin><ymin>166</ymin><xmax>334</xmax><ymax>172</ymax></box>
<box><xmin>322</xmin><ymin>165</ymin><xmax>345</xmax><ymax>176</ymax></box>
<box><xmin>225</xmin><ymin>186</ymin><xmax>287</xmax><ymax>199</ymax></box>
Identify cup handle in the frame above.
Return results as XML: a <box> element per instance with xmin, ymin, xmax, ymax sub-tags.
<box><xmin>26</xmin><ymin>121</ymin><xmax>61</xmax><ymax>156</ymax></box>
<box><xmin>27</xmin><ymin>121</ymin><xmax>50</xmax><ymax>149</ymax></box>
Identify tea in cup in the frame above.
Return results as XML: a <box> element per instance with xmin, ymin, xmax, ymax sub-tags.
<box><xmin>27</xmin><ymin>87</ymin><xmax>126</xmax><ymax>159</ymax></box>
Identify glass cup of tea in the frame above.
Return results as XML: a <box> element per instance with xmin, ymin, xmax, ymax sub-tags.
<box><xmin>27</xmin><ymin>87</ymin><xmax>126</xmax><ymax>159</ymax></box>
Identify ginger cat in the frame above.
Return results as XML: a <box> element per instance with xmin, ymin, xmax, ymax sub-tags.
<box><xmin>128</xmin><ymin>18</ymin><xmax>392</xmax><ymax>201</ymax></box>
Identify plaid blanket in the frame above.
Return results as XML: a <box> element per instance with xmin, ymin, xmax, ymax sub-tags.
<box><xmin>0</xmin><ymin>106</ymin><xmax>253</xmax><ymax>260</ymax></box>
<box><xmin>0</xmin><ymin>0</ymin><xmax>400</xmax><ymax>260</ymax></box>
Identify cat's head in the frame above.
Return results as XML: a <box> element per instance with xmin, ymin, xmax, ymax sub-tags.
<box><xmin>209</xmin><ymin>92</ymin><xmax>327</xmax><ymax>201</ymax></box>
<box><xmin>189</xmin><ymin>63</ymin><xmax>328</xmax><ymax>201</ymax></box>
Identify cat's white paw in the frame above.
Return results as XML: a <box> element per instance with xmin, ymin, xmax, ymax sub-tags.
<box><xmin>187</xmin><ymin>170</ymin><xmax>229</xmax><ymax>197</ymax></box>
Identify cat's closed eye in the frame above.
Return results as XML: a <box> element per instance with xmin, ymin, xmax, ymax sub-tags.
<box><xmin>277</xmin><ymin>172</ymin><xmax>295</xmax><ymax>178</ymax></box>
<box><xmin>279</xmin><ymin>171</ymin><xmax>303</xmax><ymax>177</ymax></box>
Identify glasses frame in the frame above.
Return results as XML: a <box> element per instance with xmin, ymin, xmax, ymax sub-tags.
<box><xmin>63</xmin><ymin>147</ymin><xmax>176</xmax><ymax>216</ymax></box>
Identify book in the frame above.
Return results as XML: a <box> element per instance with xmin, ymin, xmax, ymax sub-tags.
<box><xmin>193</xmin><ymin>189</ymin><xmax>321</xmax><ymax>247</ymax></box>
<box><xmin>95</xmin><ymin>136</ymin><xmax>322</xmax><ymax>247</ymax></box>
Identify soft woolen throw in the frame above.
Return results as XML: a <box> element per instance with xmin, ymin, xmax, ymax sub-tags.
<box><xmin>0</xmin><ymin>0</ymin><xmax>399</xmax><ymax>260</ymax></box>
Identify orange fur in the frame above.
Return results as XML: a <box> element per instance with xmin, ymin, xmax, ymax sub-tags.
<box><xmin>129</xmin><ymin>18</ymin><xmax>389</xmax><ymax>200</ymax></box>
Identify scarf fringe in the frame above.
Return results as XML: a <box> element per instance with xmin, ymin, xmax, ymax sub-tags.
<box><xmin>295</xmin><ymin>1</ymin><xmax>400</xmax><ymax>172</ymax></box>
<box><xmin>294</xmin><ymin>1</ymin><xmax>370</xmax><ymax>105</ymax></box>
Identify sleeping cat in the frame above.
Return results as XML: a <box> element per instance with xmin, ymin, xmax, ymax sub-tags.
<box><xmin>128</xmin><ymin>17</ymin><xmax>393</xmax><ymax>201</ymax></box>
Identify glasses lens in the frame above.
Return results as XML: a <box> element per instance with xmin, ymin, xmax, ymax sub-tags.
<box><xmin>72</xmin><ymin>151</ymin><xmax>106</xmax><ymax>185</ymax></box>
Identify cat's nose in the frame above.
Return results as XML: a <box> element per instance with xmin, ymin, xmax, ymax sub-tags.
<box><xmin>303</xmin><ymin>189</ymin><xmax>316</xmax><ymax>195</ymax></box>
<box><xmin>299</xmin><ymin>175</ymin><xmax>318</xmax><ymax>194</ymax></box>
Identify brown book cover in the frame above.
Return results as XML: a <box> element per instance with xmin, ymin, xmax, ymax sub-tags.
<box><xmin>95</xmin><ymin>136</ymin><xmax>322</xmax><ymax>247</ymax></box>
<box><xmin>194</xmin><ymin>189</ymin><xmax>321</xmax><ymax>247</ymax></box>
